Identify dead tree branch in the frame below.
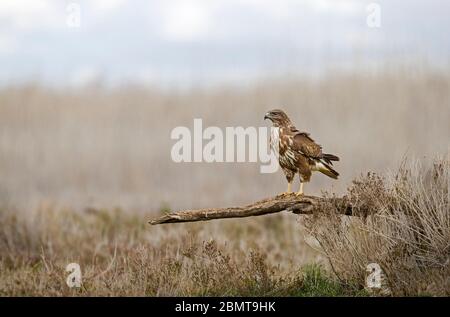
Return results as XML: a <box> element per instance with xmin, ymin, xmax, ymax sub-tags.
<box><xmin>149</xmin><ymin>194</ymin><xmax>353</xmax><ymax>225</ymax></box>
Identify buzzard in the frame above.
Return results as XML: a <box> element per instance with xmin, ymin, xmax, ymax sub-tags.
<box><xmin>264</xmin><ymin>109</ymin><xmax>339</xmax><ymax>196</ymax></box>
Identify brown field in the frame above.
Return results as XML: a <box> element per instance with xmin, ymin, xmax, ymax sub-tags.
<box><xmin>0</xmin><ymin>68</ymin><xmax>449</xmax><ymax>296</ymax></box>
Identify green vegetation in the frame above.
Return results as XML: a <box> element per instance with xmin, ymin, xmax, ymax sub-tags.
<box><xmin>295</xmin><ymin>265</ymin><xmax>368</xmax><ymax>297</ymax></box>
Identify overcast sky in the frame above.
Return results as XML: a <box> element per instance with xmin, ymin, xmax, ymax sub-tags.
<box><xmin>0</xmin><ymin>0</ymin><xmax>449</xmax><ymax>88</ymax></box>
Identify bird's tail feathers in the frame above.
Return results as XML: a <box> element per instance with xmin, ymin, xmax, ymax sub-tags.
<box><xmin>315</xmin><ymin>160</ymin><xmax>339</xmax><ymax>179</ymax></box>
<box><xmin>322</xmin><ymin>153</ymin><xmax>340</xmax><ymax>165</ymax></box>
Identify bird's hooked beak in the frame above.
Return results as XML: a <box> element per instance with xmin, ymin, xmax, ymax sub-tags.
<box><xmin>264</xmin><ymin>112</ymin><xmax>270</xmax><ymax>120</ymax></box>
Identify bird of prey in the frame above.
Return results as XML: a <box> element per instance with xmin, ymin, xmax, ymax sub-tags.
<box><xmin>264</xmin><ymin>109</ymin><xmax>339</xmax><ymax>196</ymax></box>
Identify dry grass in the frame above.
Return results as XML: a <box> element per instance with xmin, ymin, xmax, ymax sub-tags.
<box><xmin>0</xmin><ymin>69</ymin><xmax>449</xmax><ymax>212</ymax></box>
<box><xmin>1</xmin><ymin>156</ymin><xmax>447</xmax><ymax>296</ymax></box>
<box><xmin>304</xmin><ymin>157</ymin><xmax>450</xmax><ymax>296</ymax></box>
<box><xmin>0</xmin><ymin>68</ymin><xmax>449</xmax><ymax>296</ymax></box>
<box><xmin>0</xmin><ymin>206</ymin><xmax>325</xmax><ymax>296</ymax></box>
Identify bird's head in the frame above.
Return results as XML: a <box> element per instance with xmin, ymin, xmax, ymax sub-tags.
<box><xmin>264</xmin><ymin>109</ymin><xmax>291</xmax><ymax>127</ymax></box>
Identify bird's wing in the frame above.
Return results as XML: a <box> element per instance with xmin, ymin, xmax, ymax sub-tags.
<box><xmin>292</xmin><ymin>131</ymin><xmax>323</xmax><ymax>159</ymax></box>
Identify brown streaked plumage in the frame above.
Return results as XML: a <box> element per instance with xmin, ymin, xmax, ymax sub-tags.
<box><xmin>264</xmin><ymin>109</ymin><xmax>339</xmax><ymax>196</ymax></box>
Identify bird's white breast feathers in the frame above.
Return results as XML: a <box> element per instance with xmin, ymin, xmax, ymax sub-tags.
<box><xmin>270</xmin><ymin>127</ymin><xmax>280</xmax><ymax>155</ymax></box>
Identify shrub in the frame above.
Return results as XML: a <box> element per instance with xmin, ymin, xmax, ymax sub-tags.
<box><xmin>304</xmin><ymin>157</ymin><xmax>450</xmax><ymax>296</ymax></box>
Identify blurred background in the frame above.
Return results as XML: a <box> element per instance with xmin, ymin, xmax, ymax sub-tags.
<box><xmin>0</xmin><ymin>0</ymin><xmax>449</xmax><ymax>212</ymax></box>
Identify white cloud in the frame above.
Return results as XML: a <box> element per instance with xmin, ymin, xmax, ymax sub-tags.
<box><xmin>0</xmin><ymin>0</ymin><xmax>59</xmax><ymax>29</ymax></box>
<box><xmin>90</xmin><ymin>0</ymin><xmax>125</xmax><ymax>12</ymax></box>
<box><xmin>153</xmin><ymin>0</ymin><xmax>364</xmax><ymax>43</ymax></box>
<box><xmin>305</xmin><ymin>0</ymin><xmax>363</xmax><ymax>15</ymax></box>
<box><xmin>0</xmin><ymin>0</ymin><xmax>126</xmax><ymax>31</ymax></box>
<box><xmin>159</xmin><ymin>0</ymin><xmax>213</xmax><ymax>42</ymax></box>
<box><xmin>0</xmin><ymin>0</ymin><xmax>448</xmax><ymax>87</ymax></box>
<box><xmin>240</xmin><ymin>0</ymin><xmax>294</xmax><ymax>19</ymax></box>
<box><xmin>235</xmin><ymin>0</ymin><xmax>363</xmax><ymax>18</ymax></box>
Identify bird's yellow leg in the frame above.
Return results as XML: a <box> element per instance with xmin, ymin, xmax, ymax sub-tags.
<box><xmin>296</xmin><ymin>182</ymin><xmax>304</xmax><ymax>196</ymax></box>
<box><xmin>280</xmin><ymin>182</ymin><xmax>292</xmax><ymax>196</ymax></box>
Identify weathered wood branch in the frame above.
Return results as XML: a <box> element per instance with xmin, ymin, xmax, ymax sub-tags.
<box><xmin>149</xmin><ymin>194</ymin><xmax>353</xmax><ymax>225</ymax></box>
